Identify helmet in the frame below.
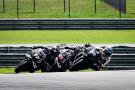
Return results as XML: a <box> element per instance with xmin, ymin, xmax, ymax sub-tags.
<box><xmin>50</xmin><ymin>48</ymin><xmax>59</xmax><ymax>56</ymax></box>
<box><xmin>84</xmin><ymin>43</ymin><xmax>91</xmax><ymax>47</ymax></box>
<box><xmin>104</xmin><ymin>47</ymin><xmax>113</xmax><ymax>56</ymax></box>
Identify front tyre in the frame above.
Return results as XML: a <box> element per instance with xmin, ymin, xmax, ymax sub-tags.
<box><xmin>92</xmin><ymin>64</ymin><xmax>101</xmax><ymax>71</ymax></box>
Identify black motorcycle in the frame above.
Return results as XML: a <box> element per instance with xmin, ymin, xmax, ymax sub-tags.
<box><xmin>15</xmin><ymin>48</ymin><xmax>46</xmax><ymax>73</ymax></box>
<box><xmin>40</xmin><ymin>48</ymin><xmax>75</xmax><ymax>72</ymax></box>
<box><xmin>69</xmin><ymin>47</ymin><xmax>102</xmax><ymax>71</ymax></box>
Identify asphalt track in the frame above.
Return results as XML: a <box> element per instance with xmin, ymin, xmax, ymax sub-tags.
<box><xmin>0</xmin><ymin>70</ymin><xmax>135</xmax><ymax>90</ymax></box>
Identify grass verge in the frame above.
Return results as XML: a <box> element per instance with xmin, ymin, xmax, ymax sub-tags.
<box><xmin>0</xmin><ymin>30</ymin><xmax>134</xmax><ymax>44</ymax></box>
<box><xmin>0</xmin><ymin>68</ymin><xmax>42</xmax><ymax>74</ymax></box>
<box><xmin>0</xmin><ymin>68</ymin><xmax>96</xmax><ymax>74</ymax></box>
<box><xmin>0</xmin><ymin>68</ymin><xmax>15</xmax><ymax>74</ymax></box>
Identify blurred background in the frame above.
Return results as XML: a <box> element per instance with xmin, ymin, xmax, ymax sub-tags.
<box><xmin>0</xmin><ymin>0</ymin><xmax>135</xmax><ymax>18</ymax></box>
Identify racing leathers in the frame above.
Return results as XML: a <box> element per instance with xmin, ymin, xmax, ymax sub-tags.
<box><xmin>68</xmin><ymin>45</ymin><xmax>112</xmax><ymax>71</ymax></box>
<box><xmin>50</xmin><ymin>48</ymin><xmax>75</xmax><ymax>72</ymax></box>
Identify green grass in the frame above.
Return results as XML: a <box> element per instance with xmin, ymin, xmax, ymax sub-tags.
<box><xmin>0</xmin><ymin>67</ymin><xmax>108</xmax><ymax>74</ymax></box>
<box><xmin>0</xmin><ymin>68</ymin><xmax>15</xmax><ymax>74</ymax></box>
<box><xmin>0</xmin><ymin>68</ymin><xmax>44</xmax><ymax>74</ymax></box>
<box><xmin>0</xmin><ymin>68</ymin><xmax>95</xmax><ymax>74</ymax></box>
<box><xmin>0</xmin><ymin>30</ymin><xmax>134</xmax><ymax>44</ymax></box>
<box><xmin>0</xmin><ymin>0</ymin><xmax>135</xmax><ymax>18</ymax></box>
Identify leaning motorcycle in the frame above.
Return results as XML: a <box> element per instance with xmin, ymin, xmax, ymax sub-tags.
<box><xmin>69</xmin><ymin>47</ymin><xmax>102</xmax><ymax>71</ymax></box>
<box><xmin>15</xmin><ymin>48</ymin><xmax>46</xmax><ymax>73</ymax></box>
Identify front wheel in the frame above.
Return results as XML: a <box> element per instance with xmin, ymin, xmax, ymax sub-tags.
<box><xmin>91</xmin><ymin>64</ymin><xmax>101</xmax><ymax>71</ymax></box>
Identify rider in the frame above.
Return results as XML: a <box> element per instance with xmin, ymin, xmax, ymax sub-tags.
<box><xmin>68</xmin><ymin>44</ymin><xmax>113</xmax><ymax>71</ymax></box>
<box><xmin>98</xmin><ymin>46</ymin><xmax>113</xmax><ymax>67</ymax></box>
<box><xmin>32</xmin><ymin>46</ymin><xmax>60</xmax><ymax>72</ymax></box>
<box><xmin>52</xmin><ymin>48</ymin><xmax>76</xmax><ymax>72</ymax></box>
<box><xmin>88</xmin><ymin>46</ymin><xmax>113</xmax><ymax>70</ymax></box>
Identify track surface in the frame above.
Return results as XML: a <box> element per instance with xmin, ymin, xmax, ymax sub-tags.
<box><xmin>0</xmin><ymin>70</ymin><xmax>135</xmax><ymax>90</ymax></box>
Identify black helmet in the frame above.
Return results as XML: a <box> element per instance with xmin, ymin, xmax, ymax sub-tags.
<box><xmin>104</xmin><ymin>47</ymin><xmax>113</xmax><ymax>56</ymax></box>
<box><xmin>84</xmin><ymin>43</ymin><xmax>91</xmax><ymax>47</ymax></box>
<box><xmin>50</xmin><ymin>48</ymin><xmax>59</xmax><ymax>56</ymax></box>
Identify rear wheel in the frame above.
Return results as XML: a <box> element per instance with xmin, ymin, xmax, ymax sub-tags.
<box><xmin>69</xmin><ymin>59</ymin><xmax>84</xmax><ymax>71</ymax></box>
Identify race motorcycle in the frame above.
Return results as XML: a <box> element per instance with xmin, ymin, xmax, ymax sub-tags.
<box><xmin>15</xmin><ymin>48</ymin><xmax>47</xmax><ymax>73</ymax></box>
<box><xmin>52</xmin><ymin>49</ymin><xmax>75</xmax><ymax>72</ymax></box>
<box><xmin>69</xmin><ymin>46</ymin><xmax>102</xmax><ymax>71</ymax></box>
<box><xmin>40</xmin><ymin>48</ymin><xmax>76</xmax><ymax>72</ymax></box>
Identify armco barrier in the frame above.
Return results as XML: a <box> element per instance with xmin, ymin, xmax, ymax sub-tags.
<box><xmin>0</xmin><ymin>46</ymin><xmax>135</xmax><ymax>70</ymax></box>
<box><xmin>0</xmin><ymin>18</ymin><xmax>135</xmax><ymax>30</ymax></box>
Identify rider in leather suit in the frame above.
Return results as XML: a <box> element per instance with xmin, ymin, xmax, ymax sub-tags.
<box><xmin>68</xmin><ymin>44</ymin><xmax>113</xmax><ymax>71</ymax></box>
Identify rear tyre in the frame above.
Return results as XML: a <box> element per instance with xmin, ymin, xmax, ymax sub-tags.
<box><xmin>69</xmin><ymin>59</ymin><xmax>84</xmax><ymax>71</ymax></box>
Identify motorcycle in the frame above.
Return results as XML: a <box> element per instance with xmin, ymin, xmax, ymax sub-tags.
<box><xmin>15</xmin><ymin>48</ymin><xmax>46</xmax><ymax>73</ymax></box>
<box><xmin>69</xmin><ymin>47</ymin><xmax>102</xmax><ymax>71</ymax></box>
<box><xmin>42</xmin><ymin>48</ymin><xmax>75</xmax><ymax>72</ymax></box>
